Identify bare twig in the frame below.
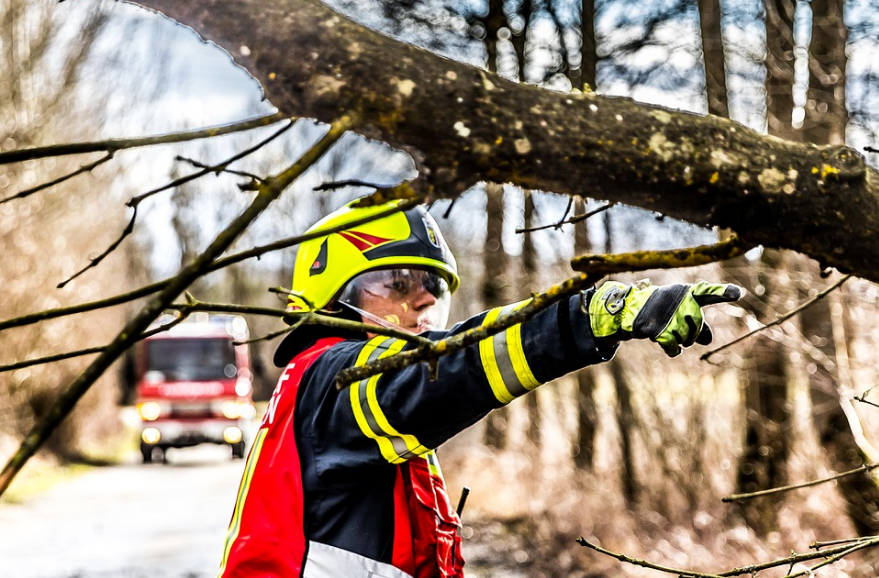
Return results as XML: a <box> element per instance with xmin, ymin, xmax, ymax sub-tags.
<box><xmin>723</xmin><ymin>463</ymin><xmax>879</xmax><ymax>502</ymax></box>
<box><xmin>576</xmin><ymin>538</ymin><xmax>724</xmax><ymax>578</ymax></box>
<box><xmin>57</xmin><ymin>206</ymin><xmax>138</xmax><ymax>289</ymax></box>
<box><xmin>0</xmin><ymin>153</ymin><xmax>113</xmax><ymax>205</ymax></box>
<box><xmin>162</xmin><ymin>299</ymin><xmax>433</xmax><ymax>348</ymax></box>
<box><xmin>313</xmin><ymin>179</ymin><xmax>395</xmax><ymax>191</ymax></box>
<box><xmin>0</xmin><ymin>112</ymin><xmax>286</xmax><ymax>165</ymax></box>
<box><xmin>811</xmin><ymin>537</ymin><xmax>866</xmax><ymax>549</ymax></box>
<box><xmin>517</xmin><ymin>200</ymin><xmax>614</xmax><ymax>234</ymax></box>
<box><xmin>0</xmin><ymin>312</ymin><xmax>191</xmax><ymax>373</ymax></box>
<box><xmin>0</xmin><ymin>116</ymin><xmax>352</xmax><ymax>498</ymax></box>
<box><xmin>176</xmin><ymin>155</ymin><xmax>263</xmax><ymax>181</ymax></box>
<box><xmin>854</xmin><ymin>385</ymin><xmax>879</xmax><ymax>409</ymax></box>
<box><xmin>0</xmin><ymin>346</ymin><xmax>105</xmax><ymax>373</ymax></box>
<box><xmin>50</xmin><ymin>120</ymin><xmax>294</xmax><ymax>289</ymax></box>
<box><xmin>0</xmin><ymin>196</ymin><xmax>418</xmax><ymax>334</ymax></box>
<box><xmin>701</xmin><ymin>273</ymin><xmax>852</xmax><ymax>361</ymax></box>
<box><xmin>579</xmin><ymin>535</ymin><xmax>879</xmax><ymax>577</ymax></box>
<box><xmin>127</xmin><ymin>119</ymin><xmax>294</xmax><ymax>207</ymax></box>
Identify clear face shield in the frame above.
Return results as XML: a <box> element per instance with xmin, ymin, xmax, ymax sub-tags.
<box><xmin>337</xmin><ymin>268</ymin><xmax>452</xmax><ymax>334</ymax></box>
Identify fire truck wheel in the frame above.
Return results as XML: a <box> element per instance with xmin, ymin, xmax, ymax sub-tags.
<box><xmin>140</xmin><ymin>442</ymin><xmax>155</xmax><ymax>464</ymax></box>
<box><xmin>231</xmin><ymin>441</ymin><xmax>246</xmax><ymax>459</ymax></box>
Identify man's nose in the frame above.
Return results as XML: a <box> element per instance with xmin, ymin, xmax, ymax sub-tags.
<box><xmin>410</xmin><ymin>286</ymin><xmax>437</xmax><ymax>310</ymax></box>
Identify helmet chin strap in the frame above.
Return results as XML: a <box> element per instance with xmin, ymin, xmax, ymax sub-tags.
<box><xmin>339</xmin><ymin>301</ymin><xmax>416</xmax><ymax>335</ymax></box>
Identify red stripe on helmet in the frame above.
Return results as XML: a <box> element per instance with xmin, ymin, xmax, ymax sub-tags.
<box><xmin>338</xmin><ymin>231</ymin><xmax>393</xmax><ymax>252</ymax></box>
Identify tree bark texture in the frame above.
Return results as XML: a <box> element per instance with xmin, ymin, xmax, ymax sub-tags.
<box><xmin>124</xmin><ymin>0</ymin><xmax>879</xmax><ymax>282</ymax></box>
<box><xmin>696</xmin><ymin>0</ymin><xmax>729</xmax><ymax>118</ymax></box>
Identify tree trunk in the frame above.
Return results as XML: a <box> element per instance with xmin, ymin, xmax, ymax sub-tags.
<box><xmin>522</xmin><ymin>190</ymin><xmax>540</xmax><ymax>444</ymax></box>
<box><xmin>696</xmin><ymin>0</ymin><xmax>729</xmax><ymax>118</ymax></box>
<box><xmin>764</xmin><ymin>0</ymin><xmax>797</xmax><ymax>138</ymax></box>
<box><xmin>480</xmin><ymin>0</ymin><xmax>505</xmax><ymax>75</ymax></box>
<box><xmin>798</xmin><ymin>266</ymin><xmax>879</xmax><ymax>535</ymax></box>
<box><xmin>510</xmin><ymin>0</ymin><xmax>532</xmax><ymax>83</ymax></box>
<box><xmin>573</xmin><ymin>196</ymin><xmax>597</xmax><ymax>470</ymax></box>
<box><xmin>482</xmin><ymin>183</ymin><xmax>509</xmax><ymax>449</ymax></box>
<box><xmin>796</xmin><ymin>0</ymin><xmax>879</xmax><ymax>537</ymax></box>
<box><xmin>576</xmin><ymin>0</ymin><xmax>597</xmax><ymax>90</ymax></box>
<box><xmin>731</xmin><ymin>2</ymin><xmax>797</xmax><ymax>532</ymax></box>
<box><xmin>733</xmin><ymin>251</ymin><xmax>791</xmax><ymax>535</ymax></box>
<box><xmin>801</xmin><ymin>0</ymin><xmax>847</xmax><ymax>145</ymax></box>
<box><xmin>603</xmin><ymin>211</ymin><xmax>638</xmax><ymax>506</ymax></box>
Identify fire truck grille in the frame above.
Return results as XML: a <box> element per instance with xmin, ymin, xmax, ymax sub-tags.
<box><xmin>169</xmin><ymin>402</ymin><xmax>215</xmax><ymax>418</ymax></box>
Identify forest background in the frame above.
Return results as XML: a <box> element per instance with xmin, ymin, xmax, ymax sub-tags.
<box><xmin>3</xmin><ymin>0</ymin><xmax>879</xmax><ymax>576</ymax></box>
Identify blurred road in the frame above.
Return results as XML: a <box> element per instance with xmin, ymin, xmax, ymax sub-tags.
<box><xmin>0</xmin><ymin>445</ymin><xmax>245</xmax><ymax>578</ymax></box>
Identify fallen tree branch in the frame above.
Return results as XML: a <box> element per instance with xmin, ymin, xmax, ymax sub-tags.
<box><xmin>701</xmin><ymin>273</ymin><xmax>852</xmax><ymax>361</ymax></box>
<box><xmin>337</xmin><ymin>237</ymin><xmax>747</xmax><ymax>389</ymax></box>
<box><xmin>127</xmin><ymin>0</ymin><xmax>879</xmax><ymax>283</ymax></box>
<box><xmin>0</xmin><ymin>111</ymin><xmax>286</xmax><ymax>165</ymax></box>
<box><xmin>0</xmin><ymin>115</ymin><xmax>352</xmax><ymax>498</ymax></box>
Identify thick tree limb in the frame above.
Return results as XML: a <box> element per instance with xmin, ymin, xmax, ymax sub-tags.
<box><xmin>125</xmin><ymin>0</ymin><xmax>879</xmax><ymax>282</ymax></box>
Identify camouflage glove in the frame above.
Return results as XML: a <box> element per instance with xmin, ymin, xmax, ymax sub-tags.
<box><xmin>588</xmin><ymin>280</ymin><xmax>743</xmax><ymax>357</ymax></box>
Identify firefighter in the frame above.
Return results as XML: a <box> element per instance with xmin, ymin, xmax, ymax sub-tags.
<box><xmin>218</xmin><ymin>198</ymin><xmax>742</xmax><ymax>578</ymax></box>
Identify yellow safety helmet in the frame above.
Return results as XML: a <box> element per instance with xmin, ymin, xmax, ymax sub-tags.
<box><xmin>285</xmin><ymin>198</ymin><xmax>459</xmax><ymax>315</ymax></box>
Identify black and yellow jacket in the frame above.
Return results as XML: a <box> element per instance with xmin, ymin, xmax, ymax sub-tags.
<box><xmin>219</xmin><ymin>293</ymin><xmax>616</xmax><ymax>578</ymax></box>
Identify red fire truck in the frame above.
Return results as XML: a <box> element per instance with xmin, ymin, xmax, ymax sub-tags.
<box><xmin>132</xmin><ymin>314</ymin><xmax>256</xmax><ymax>463</ymax></box>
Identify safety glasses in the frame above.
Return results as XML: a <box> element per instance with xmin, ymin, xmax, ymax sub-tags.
<box><xmin>338</xmin><ymin>268</ymin><xmax>452</xmax><ymax>332</ymax></box>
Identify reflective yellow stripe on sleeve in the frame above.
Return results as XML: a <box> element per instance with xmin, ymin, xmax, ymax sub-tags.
<box><xmin>350</xmin><ymin>336</ymin><xmax>430</xmax><ymax>464</ymax></box>
<box><xmin>479</xmin><ymin>300</ymin><xmax>541</xmax><ymax>404</ymax></box>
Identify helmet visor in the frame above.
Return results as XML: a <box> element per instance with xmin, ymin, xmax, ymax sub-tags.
<box><xmin>338</xmin><ymin>268</ymin><xmax>451</xmax><ymax>333</ymax></box>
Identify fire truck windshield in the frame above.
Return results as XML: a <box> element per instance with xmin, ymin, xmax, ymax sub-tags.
<box><xmin>146</xmin><ymin>338</ymin><xmax>237</xmax><ymax>381</ymax></box>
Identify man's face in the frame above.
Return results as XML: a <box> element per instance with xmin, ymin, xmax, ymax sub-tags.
<box><xmin>340</xmin><ymin>268</ymin><xmax>451</xmax><ymax>334</ymax></box>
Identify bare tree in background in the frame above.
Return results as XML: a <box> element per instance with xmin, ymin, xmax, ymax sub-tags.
<box><xmin>697</xmin><ymin>0</ymin><xmax>729</xmax><ymax>117</ymax></box>
<box><xmin>602</xmin><ymin>211</ymin><xmax>638</xmax><ymax>507</ymax></box>
<box><xmin>796</xmin><ymin>0</ymin><xmax>879</xmax><ymax>537</ymax></box>
<box><xmin>521</xmin><ymin>191</ymin><xmax>540</xmax><ymax>444</ymax></box>
<box><xmin>482</xmin><ymin>183</ymin><xmax>509</xmax><ymax>449</ymax></box>
<box><xmin>573</xmin><ymin>197</ymin><xmax>598</xmax><ymax>471</ymax></box>
<box><xmin>0</xmin><ymin>0</ymin><xmax>127</xmax><ymax>458</ymax></box>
